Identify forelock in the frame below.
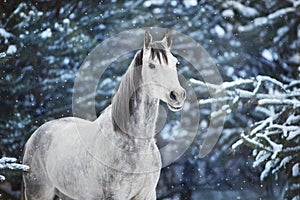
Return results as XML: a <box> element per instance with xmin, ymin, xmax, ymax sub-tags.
<box><xmin>150</xmin><ymin>42</ymin><xmax>168</xmax><ymax>64</ymax></box>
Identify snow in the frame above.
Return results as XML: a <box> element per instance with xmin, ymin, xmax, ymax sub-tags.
<box><xmin>238</xmin><ymin>17</ymin><xmax>269</xmax><ymax>32</ymax></box>
<box><xmin>231</xmin><ymin>139</ymin><xmax>243</xmax><ymax>150</ymax></box>
<box><xmin>0</xmin><ymin>157</ymin><xmax>29</xmax><ymax>182</ymax></box>
<box><xmin>235</xmin><ymin>89</ymin><xmax>254</xmax><ymax>98</ymax></box>
<box><xmin>143</xmin><ymin>1</ymin><xmax>151</xmax><ymax>7</ymax></box>
<box><xmin>63</xmin><ymin>18</ymin><xmax>70</xmax><ymax>31</ymax></box>
<box><xmin>272</xmin><ymin>156</ymin><xmax>292</xmax><ymax>174</ymax></box>
<box><xmin>252</xmin><ymin>76</ymin><xmax>263</xmax><ymax>94</ymax></box>
<box><xmin>143</xmin><ymin>0</ymin><xmax>164</xmax><ymax>7</ymax></box>
<box><xmin>0</xmin><ymin>52</ymin><xmax>6</xmax><ymax>58</ymax></box>
<box><xmin>215</xmin><ymin>25</ymin><xmax>225</xmax><ymax>37</ymax></box>
<box><xmin>29</xmin><ymin>10</ymin><xmax>35</xmax><ymax>16</ymax></box>
<box><xmin>257</xmin><ymin>75</ymin><xmax>283</xmax><ymax>88</ymax></box>
<box><xmin>238</xmin><ymin>7</ymin><xmax>295</xmax><ymax>33</ymax></box>
<box><xmin>250</xmin><ymin>117</ymin><xmax>272</xmax><ymax>136</ymax></box>
<box><xmin>19</xmin><ymin>12</ymin><xmax>25</xmax><ymax>18</ymax></box>
<box><xmin>222</xmin><ymin>9</ymin><xmax>234</xmax><ymax>18</ymax></box>
<box><xmin>221</xmin><ymin>79</ymin><xmax>253</xmax><ymax>90</ymax></box>
<box><xmin>292</xmin><ymin>163</ymin><xmax>300</xmax><ymax>177</ymax></box>
<box><xmin>294</xmin><ymin>0</ymin><xmax>300</xmax><ymax>7</ymax></box>
<box><xmin>54</xmin><ymin>22</ymin><xmax>64</xmax><ymax>32</ymax></box>
<box><xmin>183</xmin><ymin>0</ymin><xmax>197</xmax><ymax>8</ymax></box>
<box><xmin>292</xmin><ymin>195</ymin><xmax>300</xmax><ymax>200</ymax></box>
<box><xmin>256</xmin><ymin>133</ymin><xmax>283</xmax><ymax>159</ymax></box>
<box><xmin>286</xmin><ymin>114</ymin><xmax>300</xmax><ymax>125</ymax></box>
<box><xmin>0</xmin><ymin>157</ymin><xmax>29</xmax><ymax>171</ymax></box>
<box><xmin>242</xmin><ymin>134</ymin><xmax>272</xmax><ymax>153</ymax></box>
<box><xmin>63</xmin><ymin>18</ymin><xmax>70</xmax><ymax>25</ymax></box>
<box><xmin>0</xmin><ymin>1</ymin><xmax>299</xmax><ymax>198</ymax></box>
<box><xmin>284</xmin><ymin>146</ymin><xmax>300</xmax><ymax>155</ymax></box>
<box><xmin>267</xmin><ymin>124</ymin><xmax>297</xmax><ymax>138</ymax></box>
<box><xmin>40</xmin><ymin>28</ymin><xmax>52</xmax><ymax>39</ymax></box>
<box><xmin>232</xmin><ymin>96</ymin><xmax>239</xmax><ymax>104</ymax></box>
<box><xmin>268</xmin><ymin>7</ymin><xmax>295</xmax><ymax>20</ymax></box>
<box><xmin>225</xmin><ymin>1</ymin><xmax>258</xmax><ymax>18</ymax></box>
<box><xmin>260</xmin><ymin>159</ymin><xmax>278</xmax><ymax>181</ymax></box>
<box><xmin>0</xmin><ymin>157</ymin><xmax>17</xmax><ymax>164</ymax></box>
<box><xmin>290</xmin><ymin>184</ymin><xmax>300</xmax><ymax>191</ymax></box>
<box><xmin>258</xmin><ymin>99</ymin><xmax>300</xmax><ymax>107</ymax></box>
<box><xmin>262</xmin><ymin>49</ymin><xmax>274</xmax><ymax>61</ymax></box>
<box><xmin>189</xmin><ymin>78</ymin><xmax>219</xmax><ymax>90</ymax></box>
<box><xmin>225</xmin><ymin>66</ymin><xmax>235</xmax><ymax>76</ymax></box>
<box><xmin>261</xmin><ymin>162</ymin><xmax>273</xmax><ymax>180</ymax></box>
<box><xmin>288</xmin><ymin>53</ymin><xmax>300</xmax><ymax>64</ymax></box>
<box><xmin>11</xmin><ymin>3</ymin><xmax>27</xmax><ymax>17</ymax></box>
<box><xmin>254</xmin><ymin>17</ymin><xmax>268</xmax><ymax>27</ymax></box>
<box><xmin>170</xmin><ymin>1</ymin><xmax>177</xmax><ymax>6</ymax></box>
<box><xmin>190</xmin><ymin>76</ymin><xmax>297</xmax><ymax>112</ymax></box>
<box><xmin>199</xmin><ymin>97</ymin><xmax>231</xmax><ymax>105</ymax></box>
<box><xmin>255</xmin><ymin>107</ymin><xmax>274</xmax><ymax>117</ymax></box>
<box><xmin>37</xmin><ymin>11</ymin><xmax>43</xmax><ymax>16</ymax></box>
<box><xmin>258</xmin><ymin>99</ymin><xmax>280</xmax><ymax>105</ymax></box>
<box><xmin>153</xmin><ymin>8</ymin><xmax>161</xmax><ymax>14</ymax></box>
<box><xmin>287</xmin><ymin>128</ymin><xmax>300</xmax><ymax>140</ymax></box>
<box><xmin>63</xmin><ymin>57</ymin><xmax>70</xmax><ymax>65</ymax></box>
<box><xmin>211</xmin><ymin>105</ymin><xmax>228</xmax><ymax>118</ymax></box>
<box><xmin>0</xmin><ymin>28</ymin><xmax>12</xmax><ymax>38</ymax></box>
<box><xmin>253</xmin><ymin>149</ymin><xmax>258</xmax><ymax>157</ymax></box>
<box><xmin>99</xmin><ymin>24</ymin><xmax>106</xmax><ymax>30</ymax></box>
<box><xmin>6</xmin><ymin>45</ymin><xmax>17</xmax><ymax>54</ymax></box>
<box><xmin>275</xmin><ymin>26</ymin><xmax>289</xmax><ymax>41</ymax></box>
<box><xmin>253</xmin><ymin>151</ymin><xmax>271</xmax><ymax>168</ymax></box>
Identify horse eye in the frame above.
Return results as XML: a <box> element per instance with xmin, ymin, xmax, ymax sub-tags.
<box><xmin>149</xmin><ymin>63</ymin><xmax>156</xmax><ymax>69</ymax></box>
<box><xmin>176</xmin><ymin>61</ymin><xmax>180</xmax><ymax>67</ymax></box>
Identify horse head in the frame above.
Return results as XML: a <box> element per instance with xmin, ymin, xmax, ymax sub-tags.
<box><xmin>141</xmin><ymin>30</ymin><xmax>186</xmax><ymax>111</ymax></box>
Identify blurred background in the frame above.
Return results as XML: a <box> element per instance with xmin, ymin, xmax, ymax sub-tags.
<box><xmin>0</xmin><ymin>0</ymin><xmax>299</xmax><ymax>199</ymax></box>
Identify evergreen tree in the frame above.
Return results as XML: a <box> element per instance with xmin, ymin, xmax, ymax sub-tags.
<box><xmin>0</xmin><ymin>0</ymin><xmax>299</xmax><ymax>199</ymax></box>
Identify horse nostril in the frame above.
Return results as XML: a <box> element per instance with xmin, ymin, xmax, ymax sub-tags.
<box><xmin>181</xmin><ymin>90</ymin><xmax>186</xmax><ymax>99</ymax></box>
<box><xmin>170</xmin><ymin>91</ymin><xmax>177</xmax><ymax>101</ymax></box>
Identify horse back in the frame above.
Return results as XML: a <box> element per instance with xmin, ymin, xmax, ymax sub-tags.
<box><xmin>23</xmin><ymin>117</ymin><xmax>91</xmax><ymax>166</ymax></box>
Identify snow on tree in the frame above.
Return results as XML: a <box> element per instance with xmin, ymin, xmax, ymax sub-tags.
<box><xmin>0</xmin><ymin>157</ymin><xmax>29</xmax><ymax>181</ymax></box>
<box><xmin>0</xmin><ymin>2</ymin><xmax>95</xmax><ymax>158</ymax></box>
<box><xmin>1</xmin><ymin>0</ymin><xmax>300</xmax><ymax>199</ymax></box>
<box><xmin>192</xmin><ymin>75</ymin><xmax>300</xmax><ymax>200</ymax></box>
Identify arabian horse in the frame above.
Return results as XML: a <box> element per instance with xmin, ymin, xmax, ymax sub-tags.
<box><xmin>23</xmin><ymin>30</ymin><xmax>186</xmax><ymax>200</ymax></box>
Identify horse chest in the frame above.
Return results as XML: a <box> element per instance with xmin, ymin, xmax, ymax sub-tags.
<box><xmin>101</xmin><ymin>168</ymin><xmax>160</xmax><ymax>199</ymax></box>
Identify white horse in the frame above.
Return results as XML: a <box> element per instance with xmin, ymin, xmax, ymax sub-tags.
<box><xmin>23</xmin><ymin>30</ymin><xmax>186</xmax><ymax>200</ymax></box>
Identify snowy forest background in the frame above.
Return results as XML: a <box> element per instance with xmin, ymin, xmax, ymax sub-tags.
<box><xmin>0</xmin><ymin>0</ymin><xmax>299</xmax><ymax>199</ymax></box>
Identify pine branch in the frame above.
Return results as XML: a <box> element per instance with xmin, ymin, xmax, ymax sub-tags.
<box><xmin>0</xmin><ymin>157</ymin><xmax>29</xmax><ymax>182</ymax></box>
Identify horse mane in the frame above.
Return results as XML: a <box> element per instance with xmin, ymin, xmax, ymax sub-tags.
<box><xmin>111</xmin><ymin>49</ymin><xmax>143</xmax><ymax>133</ymax></box>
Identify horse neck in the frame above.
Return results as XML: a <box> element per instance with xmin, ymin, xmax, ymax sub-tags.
<box><xmin>131</xmin><ymin>87</ymin><xmax>159</xmax><ymax>137</ymax></box>
<box><xmin>111</xmin><ymin>60</ymin><xmax>159</xmax><ymax>140</ymax></box>
<box><xmin>109</xmin><ymin>66</ymin><xmax>159</xmax><ymax>153</ymax></box>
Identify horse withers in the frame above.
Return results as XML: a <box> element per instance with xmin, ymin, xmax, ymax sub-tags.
<box><xmin>23</xmin><ymin>30</ymin><xmax>186</xmax><ymax>200</ymax></box>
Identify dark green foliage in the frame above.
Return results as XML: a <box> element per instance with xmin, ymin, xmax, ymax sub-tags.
<box><xmin>0</xmin><ymin>0</ymin><xmax>299</xmax><ymax>199</ymax></box>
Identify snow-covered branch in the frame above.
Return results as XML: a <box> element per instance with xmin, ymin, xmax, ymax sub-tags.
<box><xmin>0</xmin><ymin>157</ymin><xmax>29</xmax><ymax>181</ymax></box>
<box><xmin>223</xmin><ymin>1</ymin><xmax>259</xmax><ymax>18</ymax></box>
<box><xmin>238</xmin><ymin>6</ymin><xmax>296</xmax><ymax>32</ymax></box>
<box><xmin>192</xmin><ymin>74</ymin><xmax>300</xmax><ymax>199</ymax></box>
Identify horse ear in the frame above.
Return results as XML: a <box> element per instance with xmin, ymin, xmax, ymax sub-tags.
<box><xmin>144</xmin><ymin>30</ymin><xmax>152</xmax><ymax>50</ymax></box>
<box><xmin>162</xmin><ymin>30</ymin><xmax>172</xmax><ymax>49</ymax></box>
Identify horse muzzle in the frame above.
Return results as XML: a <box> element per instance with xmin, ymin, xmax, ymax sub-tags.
<box><xmin>167</xmin><ymin>89</ymin><xmax>186</xmax><ymax>112</ymax></box>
